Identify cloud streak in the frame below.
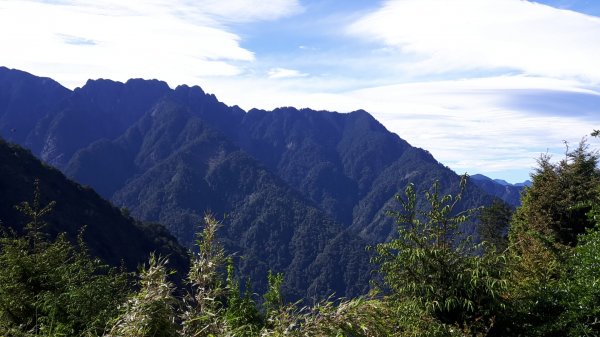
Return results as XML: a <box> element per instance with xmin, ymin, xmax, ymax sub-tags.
<box><xmin>192</xmin><ymin>0</ymin><xmax>303</xmax><ymax>23</ymax></box>
<box><xmin>267</xmin><ymin>67</ymin><xmax>308</xmax><ymax>79</ymax></box>
<box><xmin>0</xmin><ymin>0</ymin><xmax>302</xmax><ymax>87</ymax></box>
<box><xmin>349</xmin><ymin>0</ymin><xmax>600</xmax><ymax>83</ymax></box>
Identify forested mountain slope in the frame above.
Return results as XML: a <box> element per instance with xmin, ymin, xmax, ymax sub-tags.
<box><xmin>0</xmin><ymin>66</ymin><xmax>495</xmax><ymax>299</ymax></box>
<box><xmin>0</xmin><ymin>139</ymin><xmax>188</xmax><ymax>272</ymax></box>
<box><xmin>67</xmin><ymin>98</ymin><xmax>370</xmax><ymax>299</ymax></box>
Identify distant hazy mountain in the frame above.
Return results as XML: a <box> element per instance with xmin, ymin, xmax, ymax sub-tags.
<box><xmin>0</xmin><ymin>66</ymin><xmax>496</xmax><ymax>299</ymax></box>
<box><xmin>0</xmin><ymin>138</ymin><xmax>188</xmax><ymax>272</ymax></box>
<box><xmin>470</xmin><ymin>174</ymin><xmax>530</xmax><ymax>207</ymax></box>
<box><xmin>514</xmin><ymin>180</ymin><xmax>533</xmax><ymax>187</ymax></box>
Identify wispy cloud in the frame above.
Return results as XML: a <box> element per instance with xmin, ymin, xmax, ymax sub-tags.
<box><xmin>192</xmin><ymin>0</ymin><xmax>303</xmax><ymax>23</ymax></box>
<box><xmin>349</xmin><ymin>0</ymin><xmax>600</xmax><ymax>83</ymax></box>
<box><xmin>57</xmin><ymin>34</ymin><xmax>97</xmax><ymax>46</ymax></box>
<box><xmin>267</xmin><ymin>67</ymin><xmax>308</xmax><ymax>79</ymax></box>
<box><xmin>0</xmin><ymin>0</ymin><xmax>302</xmax><ymax>87</ymax></box>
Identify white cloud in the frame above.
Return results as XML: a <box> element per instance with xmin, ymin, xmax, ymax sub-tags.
<box><xmin>0</xmin><ymin>0</ymin><xmax>302</xmax><ymax>88</ymax></box>
<box><xmin>267</xmin><ymin>67</ymin><xmax>308</xmax><ymax>79</ymax></box>
<box><xmin>192</xmin><ymin>0</ymin><xmax>303</xmax><ymax>23</ymax></box>
<box><xmin>349</xmin><ymin>0</ymin><xmax>600</xmax><ymax>83</ymax></box>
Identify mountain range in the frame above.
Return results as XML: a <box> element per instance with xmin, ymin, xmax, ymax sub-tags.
<box><xmin>470</xmin><ymin>174</ymin><xmax>530</xmax><ymax>208</ymax></box>
<box><xmin>0</xmin><ymin>66</ymin><xmax>504</xmax><ymax>300</ymax></box>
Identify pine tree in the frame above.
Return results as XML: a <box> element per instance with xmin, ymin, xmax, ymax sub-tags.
<box><xmin>509</xmin><ymin>140</ymin><xmax>600</xmax><ymax>281</ymax></box>
<box><xmin>506</xmin><ymin>139</ymin><xmax>600</xmax><ymax>335</ymax></box>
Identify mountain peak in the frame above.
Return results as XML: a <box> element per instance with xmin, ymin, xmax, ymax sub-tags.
<box><xmin>350</xmin><ymin>109</ymin><xmax>369</xmax><ymax>115</ymax></box>
<box><xmin>0</xmin><ymin>66</ymin><xmax>68</xmax><ymax>91</ymax></box>
<box><xmin>125</xmin><ymin>78</ymin><xmax>171</xmax><ymax>91</ymax></box>
<box><xmin>78</xmin><ymin>77</ymin><xmax>170</xmax><ymax>93</ymax></box>
<box><xmin>470</xmin><ymin>174</ymin><xmax>529</xmax><ymax>207</ymax></box>
<box><xmin>471</xmin><ymin>174</ymin><xmax>531</xmax><ymax>188</ymax></box>
<box><xmin>493</xmin><ymin>179</ymin><xmax>510</xmax><ymax>186</ymax></box>
<box><xmin>470</xmin><ymin>174</ymin><xmax>491</xmax><ymax>181</ymax></box>
<box><xmin>79</xmin><ymin>78</ymin><xmax>121</xmax><ymax>90</ymax></box>
<box><xmin>174</xmin><ymin>84</ymin><xmax>205</xmax><ymax>96</ymax></box>
<box><xmin>514</xmin><ymin>180</ymin><xmax>532</xmax><ymax>187</ymax></box>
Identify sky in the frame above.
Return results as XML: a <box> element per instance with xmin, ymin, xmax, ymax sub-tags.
<box><xmin>1</xmin><ymin>0</ymin><xmax>599</xmax><ymax>183</ymax></box>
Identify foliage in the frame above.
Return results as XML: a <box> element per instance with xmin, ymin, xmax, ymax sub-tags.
<box><xmin>109</xmin><ymin>214</ymin><xmax>406</xmax><ymax>337</ymax></box>
<box><xmin>0</xmin><ymin>180</ymin><xmax>129</xmax><ymax>337</ymax></box>
<box><xmin>259</xmin><ymin>296</ymin><xmax>396</xmax><ymax>337</ymax></box>
<box><xmin>478</xmin><ymin>199</ymin><xmax>512</xmax><ymax>251</ymax></box>
<box><xmin>505</xmin><ymin>139</ymin><xmax>600</xmax><ymax>336</ymax></box>
<box><xmin>263</xmin><ymin>271</ymin><xmax>284</xmax><ymax>320</ymax></box>
<box><xmin>373</xmin><ymin>176</ymin><xmax>508</xmax><ymax>335</ymax></box>
<box><xmin>106</xmin><ymin>254</ymin><xmax>178</xmax><ymax>337</ymax></box>
<box><xmin>180</xmin><ymin>214</ymin><xmax>262</xmax><ymax>336</ymax></box>
<box><xmin>511</xmin><ymin>140</ymin><xmax>600</xmax><ymax>255</ymax></box>
<box><xmin>555</xmin><ymin>224</ymin><xmax>600</xmax><ymax>336</ymax></box>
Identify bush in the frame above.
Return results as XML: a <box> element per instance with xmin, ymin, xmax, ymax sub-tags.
<box><xmin>0</xmin><ymin>180</ymin><xmax>129</xmax><ymax>336</ymax></box>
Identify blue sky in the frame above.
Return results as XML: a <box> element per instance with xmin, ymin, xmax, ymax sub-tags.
<box><xmin>1</xmin><ymin>0</ymin><xmax>599</xmax><ymax>183</ymax></box>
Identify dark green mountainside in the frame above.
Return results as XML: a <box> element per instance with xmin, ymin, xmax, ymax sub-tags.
<box><xmin>0</xmin><ymin>66</ymin><xmax>495</xmax><ymax>299</ymax></box>
<box><xmin>0</xmin><ymin>138</ymin><xmax>189</xmax><ymax>272</ymax></box>
<box><xmin>69</xmin><ymin>99</ymin><xmax>370</xmax><ymax>299</ymax></box>
<box><xmin>232</xmin><ymin>108</ymin><xmax>491</xmax><ymax>242</ymax></box>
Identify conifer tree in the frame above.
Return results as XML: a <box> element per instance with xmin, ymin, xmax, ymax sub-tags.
<box><xmin>506</xmin><ymin>139</ymin><xmax>600</xmax><ymax>335</ymax></box>
<box><xmin>509</xmin><ymin>140</ymin><xmax>600</xmax><ymax>282</ymax></box>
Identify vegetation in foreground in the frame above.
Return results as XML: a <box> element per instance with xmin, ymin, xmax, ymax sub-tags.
<box><xmin>1</xmin><ymin>139</ymin><xmax>600</xmax><ymax>336</ymax></box>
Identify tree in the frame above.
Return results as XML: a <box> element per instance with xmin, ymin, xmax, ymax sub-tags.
<box><xmin>557</xmin><ymin>224</ymin><xmax>600</xmax><ymax>336</ymax></box>
<box><xmin>506</xmin><ymin>139</ymin><xmax>600</xmax><ymax>336</ymax></box>
<box><xmin>511</xmin><ymin>140</ymin><xmax>600</xmax><ymax>248</ymax></box>
<box><xmin>0</xmin><ymin>180</ymin><xmax>129</xmax><ymax>336</ymax></box>
<box><xmin>373</xmin><ymin>176</ymin><xmax>508</xmax><ymax>335</ymax></box>
<box><xmin>510</xmin><ymin>140</ymin><xmax>600</xmax><ymax>279</ymax></box>
<box><xmin>478</xmin><ymin>199</ymin><xmax>513</xmax><ymax>251</ymax></box>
